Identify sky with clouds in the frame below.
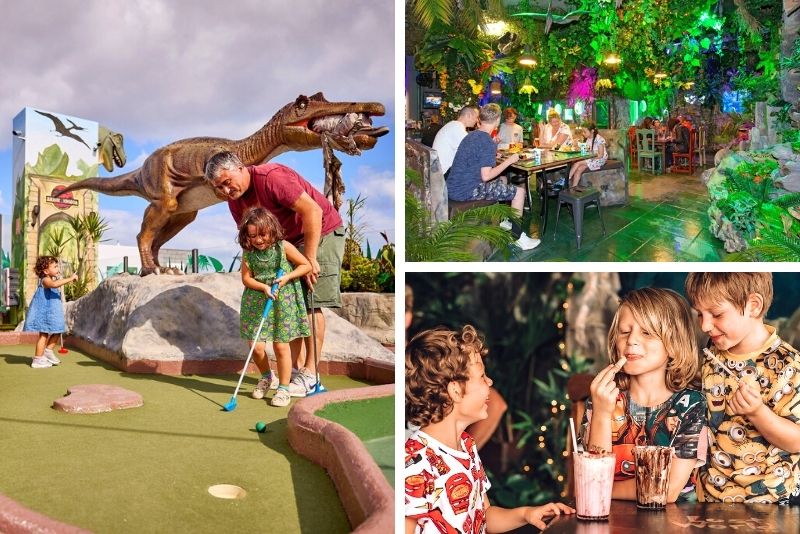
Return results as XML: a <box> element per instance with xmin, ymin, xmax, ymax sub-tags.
<box><xmin>0</xmin><ymin>0</ymin><xmax>395</xmax><ymax>269</ymax></box>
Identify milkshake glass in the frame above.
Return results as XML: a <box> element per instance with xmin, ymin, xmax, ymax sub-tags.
<box><xmin>632</xmin><ymin>446</ymin><xmax>673</xmax><ymax>509</ymax></box>
<box><xmin>573</xmin><ymin>451</ymin><xmax>616</xmax><ymax>520</ymax></box>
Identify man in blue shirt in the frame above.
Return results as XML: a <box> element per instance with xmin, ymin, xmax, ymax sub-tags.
<box><xmin>447</xmin><ymin>103</ymin><xmax>540</xmax><ymax>250</ymax></box>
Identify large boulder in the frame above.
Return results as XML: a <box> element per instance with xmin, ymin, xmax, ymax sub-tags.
<box><xmin>334</xmin><ymin>292</ymin><xmax>394</xmax><ymax>345</ymax></box>
<box><xmin>64</xmin><ymin>273</ymin><xmax>393</xmax><ymax>368</ymax></box>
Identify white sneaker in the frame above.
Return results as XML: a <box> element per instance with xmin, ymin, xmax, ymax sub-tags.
<box><xmin>270</xmin><ymin>388</ymin><xmax>291</xmax><ymax>407</ymax></box>
<box><xmin>499</xmin><ymin>219</ymin><xmax>513</xmax><ymax>231</ymax></box>
<box><xmin>31</xmin><ymin>357</ymin><xmax>53</xmax><ymax>369</ymax></box>
<box><xmin>515</xmin><ymin>232</ymin><xmax>541</xmax><ymax>251</ymax></box>
<box><xmin>43</xmin><ymin>348</ymin><xmax>61</xmax><ymax>365</ymax></box>
<box><xmin>288</xmin><ymin>368</ymin><xmax>318</xmax><ymax>397</ymax></box>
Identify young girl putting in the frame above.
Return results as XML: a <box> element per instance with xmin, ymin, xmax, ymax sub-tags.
<box><xmin>238</xmin><ymin>207</ymin><xmax>310</xmax><ymax>407</ymax></box>
<box><xmin>580</xmin><ymin>287</ymin><xmax>708</xmax><ymax>503</ymax></box>
<box><xmin>23</xmin><ymin>256</ymin><xmax>78</xmax><ymax>368</ymax></box>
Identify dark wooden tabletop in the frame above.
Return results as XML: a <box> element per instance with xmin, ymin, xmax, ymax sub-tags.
<box><xmin>509</xmin><ymin>499</ymin><xmax>800</xmax><ymax>533</ymax></box>
<box><xmin>498</xmin><ymin>150</ymin><xmax>595</xmax><ymax>174</ymax></box>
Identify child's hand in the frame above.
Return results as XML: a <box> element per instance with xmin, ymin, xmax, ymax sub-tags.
<box><xmin>69</xmin><ymin>273</ymin><xmax>79</xmax><ymax>282</ymax></box>
<box><xmin>523</xmin><ymin>502</ymin><xmax>575</xmax><ymax>530</ymax></box>
<box><xmin>275</xmin><ymin>275</ymin><xmax>289</xmax><ymax>289</ymax></box>
<box><xmin>730</xmin><ymin>381</ymin><xmax>764</xmax><ymax>417</ymax></box>
<box><xmin>589</xmin><ymin>360</ymin><xmax>624</xmax><ymax>416</ymax></box>
<box><xmin>263</xmin><ymin>284</ymin><xmax>276</xmax><ymax>300</ymax></box>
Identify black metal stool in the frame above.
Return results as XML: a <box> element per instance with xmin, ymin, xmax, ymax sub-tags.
<box><xmin>553</xmin><ymin>187</ymin><xmax>606</xmax><ymax>249</ymax></box>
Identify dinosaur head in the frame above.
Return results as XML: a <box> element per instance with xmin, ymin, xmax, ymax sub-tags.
<box><xmin>97</xmin><ymin>126</ymin><xmax>127</xmax><ymax>172</ymax></box>
<box><xmin>278</xmin><ymin>92</ymin><xmax>388</xmax><ymax>155</ymax></box>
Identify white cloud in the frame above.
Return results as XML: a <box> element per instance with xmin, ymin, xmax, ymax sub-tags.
<box><xmin>0</xmin><ymin>0</ymin><xmax>394</xmax><ymax>148</ymax></box>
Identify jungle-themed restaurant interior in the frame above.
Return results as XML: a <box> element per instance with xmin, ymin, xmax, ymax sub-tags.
<box><xmin>405</xmin><ymin>0</ymin><xmax>800</xmax><ymax>262</ymax></box>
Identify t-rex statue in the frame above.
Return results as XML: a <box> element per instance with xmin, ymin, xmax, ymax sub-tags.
<box><xmin>58</xmin><ymin>93</ymin><xmax>388</xmax><ymax>275</ymax></box>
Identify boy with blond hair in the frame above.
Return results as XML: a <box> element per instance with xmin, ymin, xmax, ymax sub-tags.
<box><xmin>405</xmin><ymin>325</ymin><xmax>574</xmax><ymax>533</ymax></box>
<box><xmin>685</xmin><ymin>273</ymin><xmax>800</xmax><ymax>504</ymax></box>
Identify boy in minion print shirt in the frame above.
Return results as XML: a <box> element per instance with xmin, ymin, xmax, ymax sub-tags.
<box><xmin>685</xmin><ymin>273</ymin><xmax>800</xmax><ymax>504</ymax></box>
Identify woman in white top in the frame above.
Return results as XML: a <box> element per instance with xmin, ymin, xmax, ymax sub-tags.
<box><xmin>539</xmin><ymin>108</ymin><xmax>572</xmax><ymax>148</ymax></box>
<box><xmin>497</xmin><ymin>107</ymin><xmax>524</xmax><ymax>145</ymax></box>
<box><xmin>568</xmin><ymin>123</ymin><xmax>607</xmax><ymax>187</ymax></box>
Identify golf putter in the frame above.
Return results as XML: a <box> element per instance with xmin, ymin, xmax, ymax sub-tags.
<box><xmin>307</xmin><ymin>290</ymin><xmax>327</xmax><ymax>396</ymax></box>
<box><xmin>223</xmin><ymin>269</ymin><xmax>284</xmax><ymax>411</ymax></box>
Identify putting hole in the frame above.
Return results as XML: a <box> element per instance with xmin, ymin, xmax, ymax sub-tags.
<box><xmin>208</xmin><ymin>484</ymin><xmax>247</xmax><ymax>499</ymax></box>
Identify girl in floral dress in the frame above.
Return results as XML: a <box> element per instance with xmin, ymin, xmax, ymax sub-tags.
<box><xmin>238</xmin><ymin>207</ymin><xmax>311</xmax><ymax>407</ymax></box>
<box><xmin>568</xmin><ymin>123</ymin><xmax>608</xmax><ymax>188</ymax></box>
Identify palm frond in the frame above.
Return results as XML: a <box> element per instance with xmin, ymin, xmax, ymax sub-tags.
<box><xmin>411</xmin><ymin>0</ymin><xmax>454</xmax><ymax>28</ymax></box>
<box><xmin>771</xmin><ymin>192</ymin><xmax>800</xmax><ymax>209</ymax></box>
<box><xmin>406</xmin><ymin>199</ymin><xmax>519</xmax><ymax>261</ymax></box>
<box><xmin>725</xmin><ymin>228</ymin><xmax>800</xmax><ymax>262</ymax></box>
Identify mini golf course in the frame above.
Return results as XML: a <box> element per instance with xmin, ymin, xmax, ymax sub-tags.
<box><xmin>316</xmin><ymin>396</ymin><xmax>394</xmax><ymax>487</ymax></box>
<box><xmin>0</xmin><ymin>344</ymin><xmax>389</xmax><ymax>533</ymax></box>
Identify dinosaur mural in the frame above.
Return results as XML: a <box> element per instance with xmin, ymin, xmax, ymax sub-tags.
<box><xmin>35</xmin><ymin>110</ymin><xmax>93</xmax><ymax>150</ymax></box>
<box><xmin>58</xmin><ymin>93</ymin><xmax>388</xmax><ymax>275</ymax></box>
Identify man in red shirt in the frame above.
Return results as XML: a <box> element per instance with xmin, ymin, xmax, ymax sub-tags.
<box><xmin>205</xmin><ymin>151</ymin><xmax>345</xmax><ymax>397</ymax></box>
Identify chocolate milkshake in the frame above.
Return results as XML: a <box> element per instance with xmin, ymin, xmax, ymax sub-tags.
<box><xmin>632</xmin><ymin>446</ymin><xmax>673</xmax><ymax>509</ymax></box>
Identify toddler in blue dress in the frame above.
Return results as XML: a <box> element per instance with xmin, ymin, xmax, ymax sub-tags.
<box><xmin>23</xmin><ymin>256</ymin><xmax>78</xmax><ymax>368</ymax></box>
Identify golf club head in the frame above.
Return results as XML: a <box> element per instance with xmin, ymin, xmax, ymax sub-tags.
<box><xmin>58</xmin><ymin>347</ymin><xmax>68</xmax><ymax>354</ymax></box>
<box><xmin>222</xmin><ymin>397</ymin><xmax>238</xmax><ymax>412</ymax></box>
<box><xmin>307</xmin><ymin>382</ymin><xmax>328</xmax><ymax>396</ymax></box>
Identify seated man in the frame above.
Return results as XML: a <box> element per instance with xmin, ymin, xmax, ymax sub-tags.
<box><xmin>447</xmin><ymin>103</ymin><xmax>540</xmax><ymax>251</ymax></box>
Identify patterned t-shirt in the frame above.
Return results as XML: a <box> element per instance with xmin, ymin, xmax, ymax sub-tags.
<box><xmin>698</xmin><ymin>326</ymin><xmax>800</xmax><ymax>504</ymax></box>
<box><xmin>405</xmin><ymin>430</ymin><xmax>491</xmax><ymax>534</ymax></box>
<box><xmin>580</xmin><ymin>388</ymin><xmax>708</xmax><ymax>500</ymax></box>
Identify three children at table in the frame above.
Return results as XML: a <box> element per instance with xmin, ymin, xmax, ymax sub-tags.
<box><xmin>405</xmin><ymin>272</ymin><xmax>799</xmax><ymax>534</ymax></box>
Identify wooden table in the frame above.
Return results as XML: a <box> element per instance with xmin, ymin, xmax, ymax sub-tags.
<box><xmin>509</xmin><ymin>499</ymin><xmax>800</xmax><ymax>533</ymax></box>
<box><xmin>499</xmin><ymin>150</ymin><xmax>595</xmax><ymax>234</ymax></box>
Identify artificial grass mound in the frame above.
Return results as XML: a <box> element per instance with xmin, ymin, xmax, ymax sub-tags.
<box><xmin>315</xmin><ymin>396</ymin><xmax>395</xmax><ymax>486</ymax></box>
<box><xmin>0</xmin><ymin>345</ymin><xmax>376</xmax><ymax>533</ymax></box>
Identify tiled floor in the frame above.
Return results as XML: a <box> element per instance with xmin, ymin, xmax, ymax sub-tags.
<box><xmin>493</xmin><ymin>167</ymin><xmax>729</xmax><ymax>262</ymax></box>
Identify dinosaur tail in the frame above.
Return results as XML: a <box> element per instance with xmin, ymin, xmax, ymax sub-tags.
<box><xmin>58</xmin><ymin>169</ymin><xmax>144</xmax><ymax>198</ymax></box>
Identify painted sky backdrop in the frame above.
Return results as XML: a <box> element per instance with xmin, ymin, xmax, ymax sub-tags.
<box><xmin>0</xmin><ymin>0</ymin><xmax>395</xmax><ymax>268</ymax></box>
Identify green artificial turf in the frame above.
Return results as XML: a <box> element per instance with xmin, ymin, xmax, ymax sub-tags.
<box><xmin>0</xmin><ymin>345</ymin><xmax>379</xmax><ymax>533</ymax></box>
<box><xmin>316</xmin><ymin>396</ymin><xmax>395</xmax><ymax>486</ymax></box>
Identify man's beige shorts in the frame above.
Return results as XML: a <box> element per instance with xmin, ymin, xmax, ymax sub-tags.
<box><xmin>300</xmin><ymin>226</ymin><xmax>345</xmax><ymax>308</ymax></box>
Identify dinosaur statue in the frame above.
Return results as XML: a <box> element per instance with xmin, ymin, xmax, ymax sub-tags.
<box><xmin>97</xmin><ymin>125</ymin><xmax>126</xmax><ymax>172</ymax></box>
<box><xmin>511</xmin><ymin>0</ymin><xmax>590</xmax><ymax>35</ymax></box>
<box><xmin>35</xmin><ymin>110</ymin><xmax>93</xmax><ymax>150</ymax></box>
<box><xmin>58</xmin><ymin>93</ymin><xmax>387</xmax><ymax>275</ymax></box>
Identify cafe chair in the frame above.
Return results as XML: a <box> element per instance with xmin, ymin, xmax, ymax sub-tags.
<box><xmin>672</xmin><ymin>128</ymin><xmax>695</xmax><ymax>174</ymax></box>
<box><xmin>627</xmin><ymin>126</ymin><xmax>638</xmax><ymax>170</ymax></box>
<box><xmin>636</xmin><ymin>129</ymin><xmax>663</xmax><ymax>175</ymax></box>
<box><xmin>536</xmin><ymin>165</ymin><xmax>568</xmax><ymax>235</ymax></box>
<box><xmin>693</xmin><ymin>126</ymin><xmax>707</xmax><ymax>167</ymax></box>
<box><xmin>553</xmin><ymin>187</ymin><xmax>606</xmax><ymax>249</ymax></box>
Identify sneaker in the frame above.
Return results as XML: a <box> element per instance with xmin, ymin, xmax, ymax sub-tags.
<box><xmin>43</xmin><ymin>348</ymin><xmax>61</xmax><ymax>366</ymax></box>
<box><xmin>270</xmin><ymin>388</ymin><xmax>291</xmax><ymax>407</ymax></box>
<box><xmin>499</xmin><ymin>219</ymin><xmax>512</xmax><ymax>231</ymax></box>
<box><xmin>288</xmin><ymin>368</ymin><xmax>318</xmax><ymax>398</ymax></box>
<box><xmin>515</xmin><ymin>232</ymin><xmax>541</xmax><ymax>251</ymax></box>
<box><xmin>252</xmin><ymin>373</ymin><xmax>276</xmax><ymax>399</ymax></box>
<box><xmin>31</xmin><ymin>357</ymin><xmax>53</xmax><ymax>369</ymax></box>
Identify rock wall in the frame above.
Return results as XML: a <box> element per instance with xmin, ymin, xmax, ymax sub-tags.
<box><xmin>333</xmin><ymin>292</ymin><xmax>395</xmax><ymax>345</ymax></box>
<box><xmin>406</xmin><ymin>139</ymin><xmax>448</xmax><ymax>223</ymax></box>
<box><xmin>64</xmin><ymin>273</ymin><xmax>393</xmax><ymax>367</ymax></box>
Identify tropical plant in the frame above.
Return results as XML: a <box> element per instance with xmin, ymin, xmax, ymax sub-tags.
<box><xmin>343</xmin><ymin>194</ymin><xmax>368</xmax><ymax>270</ymax></box>
<box><xmin>62</xmin><ymin>212</ymin><xmax>110</xmax><ymax>299</ymax></box>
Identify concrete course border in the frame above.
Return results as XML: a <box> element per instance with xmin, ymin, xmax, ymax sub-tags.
<box><xmin>288</xmin><ymin>384</ymin><xmax>394</xmax><ymax>534</ymax></box>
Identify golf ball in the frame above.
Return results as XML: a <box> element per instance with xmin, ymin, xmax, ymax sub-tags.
<box><xmin>255</xmin><ymin>421</ymin><xmax>267</xmax><ymax>433</ymax></box>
